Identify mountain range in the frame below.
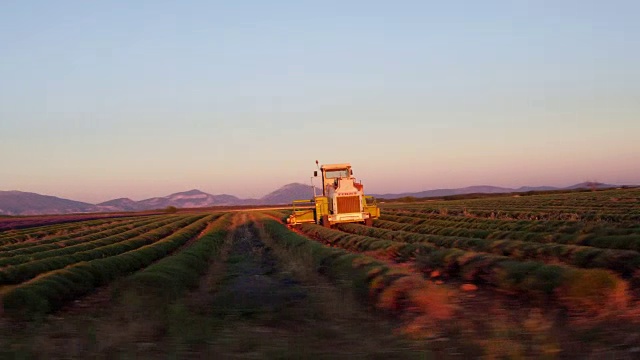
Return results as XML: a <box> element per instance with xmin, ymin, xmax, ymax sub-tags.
<box><xmin>0</xmin><ymin>183</ymin><xmax>317</xmax><ymax>216</ymax></box>
<box><xmin>369</xmin><ymin>183</ymin><xmax>598</xmax><ymax>199</ymax></box>
<box><xmin>0</xmin><ymin>182</ymin><xmax>624</xmax><ymax>216</ymax></box>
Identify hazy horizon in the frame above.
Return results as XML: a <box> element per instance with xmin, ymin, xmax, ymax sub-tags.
<box><xmin>2</xmin><ymin>1</ymin><xmax>639</xmax><ymax>203</ymax></box>
<box><xmin>3</xmin><ymin>177</ymin><xmax>637</xmax><ymax>204</ymax></box>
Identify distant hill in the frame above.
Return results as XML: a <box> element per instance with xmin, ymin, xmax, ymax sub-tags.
<box><xmin>371</xmin><ymin>182</ymin><xmax>620</xmax><ymax>200</ymax></box>
<box><xmin>371</xmin><ymin>185</ymin><xmax>513</xmax><ymax>199</ymax></box>
<box><xmin>515</xmin><ymin>186</ymin><xmax>560</xmax><ymax>192</ymax></box>
<box><xmin>259</xmin><ymin>183</ymin><xmax>315</xmax><ymax>205</ymax></box>
<box><xmin>0</xmin><ymin>182</ymin><xmax>629</xmax><ymax>216</ymax></box>
<box><xmin>564</xmin><ymin>182</ymin><xmax>618</xmax><ymax>190</ymax></box>
<box><xmin>0</xmin><ymin>191</ymin><xmax>99</xmax><ymax>216</ymax></box>
<box><xmin>0</xmin><ymin>183</ymin><xmax>318</xmax><ymax>215</ymax></box>
<box><xmin>135</xmin><ymin>189</ymin><xmax>244</xmax><ymax>210</ymax></box>
<box><xmin>97</xmin><ymin>198</ymin><xmax>140</xmax><ymax>211</ymax></box>
<box><xmin>0</xmin><ymin>190</ymin><xmax>237</xmax><ymax>215</ymax></box>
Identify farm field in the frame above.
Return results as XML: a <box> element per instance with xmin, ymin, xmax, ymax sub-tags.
<box><xmin>0</xmin><ymin>188</ymin><xmax>639</xmax><ymax>358</ymax></box>
<box><xmin>0</xmin><ymin>212</ymin><xmax>162</xmax><ymax>232</ymax></box>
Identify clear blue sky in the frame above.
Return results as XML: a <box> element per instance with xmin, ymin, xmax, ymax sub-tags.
<box><xmin>1</xmin><ymin>1</ymin><xmax>639</xmax><ymax>203</ymax></box>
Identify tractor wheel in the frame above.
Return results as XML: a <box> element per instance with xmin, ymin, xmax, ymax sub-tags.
<box><xmin>365</xmin><ymin>218</ymin><xmax>373</xmax><ymax>227</ymax></box>
<box><xmin>322</xmin><ymin>215</ymin><xmax>331</xmax><ymax>228</ymax></box>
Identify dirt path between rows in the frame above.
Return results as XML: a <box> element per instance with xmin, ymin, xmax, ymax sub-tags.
<box><xmin>172</xmin><ymin>213</ymin><xmax>430</xmax><ymax>359</ymax></box>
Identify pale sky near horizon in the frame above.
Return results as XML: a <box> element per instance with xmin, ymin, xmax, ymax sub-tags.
<box><xmin>1</xmin><ymin>1</ymin><xmax>639</xmax><ymax>203</ymax></box>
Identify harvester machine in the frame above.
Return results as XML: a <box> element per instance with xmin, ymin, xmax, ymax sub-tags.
<box><xmin>287</xmin><ymin>162</ymin><xmax>380</xmax><ymax>227</ymax></box>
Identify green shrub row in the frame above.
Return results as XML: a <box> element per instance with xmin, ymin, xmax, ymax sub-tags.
<box><xmin>119</xmin><ymin>214</ymin><xmax>232</xmax><ymax>301</ymax></box>
<box><xmin>339</xmin><ymin>223</ymin><xmax>640</xmax><ymax>276</ymax></box>
<box><xmin>0</xmin><ymin>218</ymin><xmax>144</xmax><ymax>253</ymax></box>
<box><xmin>0</xmin><ymin>216</ymin><xmax>210</xmax><ymax>285</ymax></box>
<box><xmin>389</xmin><ymin>189</ymin><xmax>640</xmax><ymax>210</ymax></box>
<box><xmin>0</xmin><ymin>216</ymin><xmax>165</xmax><ymax>257</ymax></box>
<box><xmin>387</xmin><ymin>205</ymin><xmax>640</xmax><ymax>223</ymax></box>
<box><xmin>375</xmin><ymin>218</ymin><xmax>640</xmax><ymax>251</ymax></box>
<box><xmin>380</xmin><ymin>215</ymin><xmax>558</xmax><ymax>242</ymax></box>
<box><xmin>300</xmin><ymin>224</ymin><xmax>437</xmax><ymax>262</ymax></box>
<box><xmin>261</xmin><ymin>219</ymin><xmax>428</xmax><ymax>308</ymax></box>
<box><xmin>0</xmin><ymin>217</ymin><xmax>138</xmax><ymax>245</ymax></box>
<box><xmin>0</xmin><ymin>214</ymin><xmax>219</xmax><ymax>317</ymax></box>
<box><xmin>383</xmin><ymin>209</ymin><xmax>577</xmax><ymax>232</ymax></box>
<box><xmin>263</xmin><ymin>210</ymin><xmax>291</xmax><ymax>222</ymax></box>
<box><xmin>299</xmin><ymin>224</ymin><xmax>629</xmax><ymax>304</ymax></box>
<box><xmin>383</xmin><ymin>209</ymin><xmax>637</xmax><ymax>236</ymax></box>
<box><xmin>0</xmin><ymin>216</ymin><xmax>191</xmax><ymax>267</ymax></box>
<box><xmin>0</xmin><ymin>219</ymin><xmax>106</xmax><ymax>240</ymax></box>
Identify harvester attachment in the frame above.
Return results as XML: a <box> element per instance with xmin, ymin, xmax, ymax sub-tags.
<box><xmin>286</xmin><ymin>199</ymin><xmax>316</xmax><ymax>227</ymax></box>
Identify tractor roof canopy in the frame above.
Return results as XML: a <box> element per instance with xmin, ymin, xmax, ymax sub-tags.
<box><xmin>321</xmin><ymin>163</ymin><xmax>351</xmax><ymax>171</ymax></box>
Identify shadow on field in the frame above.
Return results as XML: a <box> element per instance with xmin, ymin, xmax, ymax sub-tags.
<box><xmin>207</xmin><ymin>222</ymin><xmax>307</xmax><ymax>318</ymax></box>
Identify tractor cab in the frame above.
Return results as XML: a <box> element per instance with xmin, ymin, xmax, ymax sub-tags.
<box><xmin>287</xmin><ymin>162</ymin><xmax>380</xmax><ymax>227</ymax></box>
